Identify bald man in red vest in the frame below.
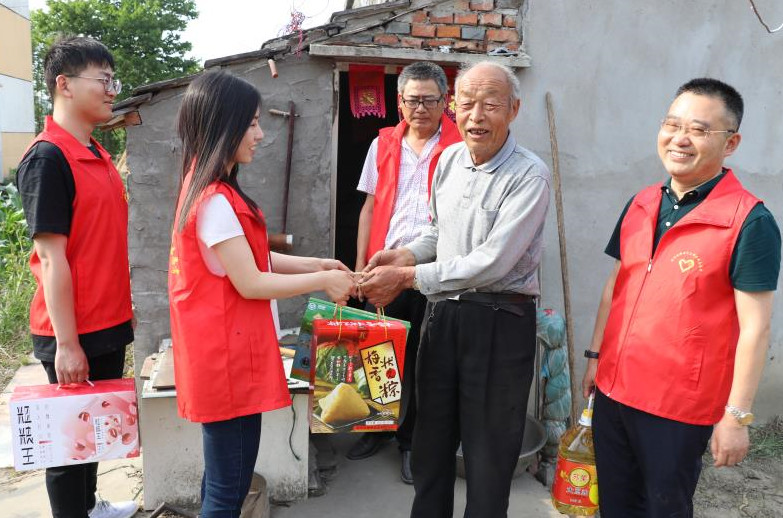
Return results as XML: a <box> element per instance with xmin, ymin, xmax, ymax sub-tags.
<box><xmin>350</xmin><ymin>62</ymin><xmax>461</xmax><ymax>484</ymax></box>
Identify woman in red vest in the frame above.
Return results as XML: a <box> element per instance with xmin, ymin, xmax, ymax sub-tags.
<box><xmin>169</xmin><ymin>70</ymin><xmax>355</xmax><ymax>517</ymax></box>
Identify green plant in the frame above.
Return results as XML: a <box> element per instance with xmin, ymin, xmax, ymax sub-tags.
<box><xmin>0</xmin><ymin>184</ymin><xmax>35</xmax><ymax>389</ymax></box>
<box><xmin>748</xmin><ymin>417</ymin><xmax>783</xmax><ymax>460</ymax></box>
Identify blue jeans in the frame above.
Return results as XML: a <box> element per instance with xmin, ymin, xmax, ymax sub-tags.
<box><xmin>201</xmin><ymin>414</ymin><xmax>262</xmax><ymax>518</ymax></box>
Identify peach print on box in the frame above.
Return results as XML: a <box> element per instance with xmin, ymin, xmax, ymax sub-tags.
<box><xmin>10</xmin><ymin>378</ymin><xmax>139</xmax><ymax>471</ymax></box>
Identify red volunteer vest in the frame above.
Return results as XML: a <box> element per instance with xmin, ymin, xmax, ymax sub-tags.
<box><xmin>169</xmin><ymin>177</ymin><xmax>290</xmax><ymax>423</ymax></box>
<box><xmin>28</xmin><ymin>116</ymin><xmax>132</xmax><ymax>336</ymax></box>
<box><xmin>595</xmin><ymin>171</ymin><xmax>759</xmax><ymax>425</ymax></box>
<box><xmin>366</xmin><ymin>114</ymin><xmax>462</xmax><ymax>261</ymax></box>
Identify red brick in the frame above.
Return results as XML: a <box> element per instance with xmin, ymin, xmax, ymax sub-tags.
<box><xmin>488</xmin><ymin>42</ymin><xmax>519</xmax><ymax>52</ymax></box>
<box><xmin>430</xmin><ymin>13</ymin><xmax>453</xmax><ymax>24</ymax></box>
<box><xmin>411</xmin><ymin>23</ymin><xmax>436</xmax><ymax>37</ymax></box>
<box><xmin>454</xmin><ymin>0</ymin><xmax>470</xmax><ymax>9</ymax></box>
<box><xmin>411</xmin><ymin>11</ymin><xmax>428</xmax><ymax>23</ymax></box>
<box><xmin>453</xmin><ymin>40</ymin><xmax>483</xmax><ymax>52</ymax></box>
<box><xmin>454</xmin><ymin>12</ymin><xmax>478</xmax><ymax>25</ymax></box>
<box><xmin>480</xmin><ymin>12</ymin><xmax>502</xmax><ymax>27</ymax></box>
<box><xmin>503</xmin><ymin>15</ymin><xmax>517</xmax><ymax>27</ymax></box>
<box><xmin>470</xmin><ymin>0</ymin><xmax>494</xmax><ymax>11</ymax></box>
<box><xmin>486</xmin><ymin>28</ymin><xmax>519</xmax><ymax>42</ymax></box>
<box><xmin>425</xmin><ymin>39</ymin><xmax>454</xmax><ymax>48</ymax></box>
<box><xmin>373</xmin><ymin>34</ymin><xmax>400</xmax><ymax>46</ymax></box>
<box><xmin>400</xmin><ymin>37</ymin><xmax>424</xmax><ymax>49</ymax></box>
<box><xmin>436</xmin><ymin>25</ymin><xmax>462</xmax><ymax>38</ymax></box>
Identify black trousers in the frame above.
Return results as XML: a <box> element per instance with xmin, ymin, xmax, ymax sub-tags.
<box><xmin>410</xmin><ymin>298</ymin><xmax>536</xmax><ymax>518</ymax></box>
<box><xmin>592</xmin><ymin>389</ymin><xmax>713</xmax><ymax>518</ymax></box>
<box><xmin>41</xmin><ymin>347</ymin><xmax>127</xmax><ymax>518</ymax></box>
<box><xmin>367</xmin><ymin>289</ymin><xmax>428</xmax><ymax>450</ymax></box>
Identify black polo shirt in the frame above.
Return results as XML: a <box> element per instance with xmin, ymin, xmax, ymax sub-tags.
<box><xmin>605</xmin><ymin>170</ymin><xmax>781</xmax><ymax>292</ymax></box>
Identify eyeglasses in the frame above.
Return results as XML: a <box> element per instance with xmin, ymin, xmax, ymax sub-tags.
<box><xmin>67</xmin><ymin>75</ymin><xmax>123</xmax><ymax>95</ymax></box>
<box><xmin>400</xmin><ymin>96</ymin><xmax>443</xmax><ymax>109</ymax></box>
<box><xmin>659</xmin><ymin>120</ymin><xmax>736</xmax><ymax>139</ymax></box>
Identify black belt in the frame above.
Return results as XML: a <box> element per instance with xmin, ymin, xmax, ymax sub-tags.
<box><xmin>456</xmin><ymin>292</ymin><xmax>535</xmax><ymax>304</ymax></box>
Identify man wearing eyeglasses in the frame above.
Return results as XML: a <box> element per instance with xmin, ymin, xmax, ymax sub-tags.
<box><xmin>581</xmin><ymin>78</ymin><xmax>780</xmax><ymax>517</ymax></box>
<box><xmin>349</xmin><ymin>61</ymin><xmax>461</xmax><ymax>484</ymax></box>
<box><xmin>15</xmin><ymin>36</ymin><xmax>136</xmax><ymax>518</ymax></box>
<box><xmin>359</xmin><ymin>61</ymin><xmax>550</xmax><ymax>517</ymax></box>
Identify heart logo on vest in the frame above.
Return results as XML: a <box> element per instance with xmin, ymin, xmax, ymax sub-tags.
<box><xmin>678</xmin><ymin>259</ymin><xmax>695</xmax><ymax>273</ymax></box>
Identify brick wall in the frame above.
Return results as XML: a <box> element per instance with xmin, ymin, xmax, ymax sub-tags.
<box><xmin>359</xmin><ymin>0</ymin><xmax>523</xmax><ymax>53</ymax></box>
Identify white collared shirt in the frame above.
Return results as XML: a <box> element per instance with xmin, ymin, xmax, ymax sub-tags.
<box><xmin>357</xmin><ymin>126</ymin><xmax>442</xmax><ymax>249</ymax></box>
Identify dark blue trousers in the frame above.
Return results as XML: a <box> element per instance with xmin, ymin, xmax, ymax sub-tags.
<box><xmin>200</xmin><ymin>413</ymin><xmax>262</xmax><ymax>518</ymax></box>
<box><xmin>593</xmin><ymin>389</ymin><xmax>713</xmax><ymax>518</ymax></box>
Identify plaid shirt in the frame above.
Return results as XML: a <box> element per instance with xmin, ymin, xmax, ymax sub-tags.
<box><xmin>357</xmin><ymin>127</ymin><xmax>442</xmax><ymax>250</ymax></box>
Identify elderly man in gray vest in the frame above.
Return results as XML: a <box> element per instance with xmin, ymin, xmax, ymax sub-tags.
<box><xmin>360</xmin><ymin>61</ymin><xmax>550</xmax><ymax>518</ymax></box>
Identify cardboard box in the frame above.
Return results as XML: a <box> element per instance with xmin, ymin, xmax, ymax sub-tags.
<box><xmin>291</xmin><ymin>298</ymin><xmax>410</xmax><ymax>382</ymax></box>
<box><xmin>10</xmin><ymin>378</ymin><xmax>140</xmax><ymax>471</ymax></box>
<box><xmin>310</xmin><ymin>319</ymin><xmax>408</xmax><ymax>433</ymax></box>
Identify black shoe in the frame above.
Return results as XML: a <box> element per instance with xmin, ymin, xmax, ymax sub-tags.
<box><xmin>400</xmin><ymin>450</ymin><xmax>413</xmax><ymax>485</ymax></box>
<box><xmin>308</xmin><ymin>469</ymin><xmax>327</xmax><ymax>497</ymax></box>
<box><xmin>346</xmin><ymin>433</ymin><xmax>392</xmax><ymax>460</ymax></box>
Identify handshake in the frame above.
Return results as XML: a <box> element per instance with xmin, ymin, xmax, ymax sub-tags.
<box><xmin>320</xmin><ymin>248</ymin><xmax>417</xmax><ymax>308</ymax></box>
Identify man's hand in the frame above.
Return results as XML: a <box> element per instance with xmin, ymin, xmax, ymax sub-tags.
<box><xmin>363</xmin><ymin>248</ymin><xmax>416</xmax><ymax>273</ymax></box>
<box><xmin>582</xmin><ymin>358</ymin><xmax>598</xmax><ymax>399</ymax></box>
<box><xmin>360</xmin><ymin>266</ymin><xmax>414</xmax><ymax>307</ymax></box>
<box><xmin>54</xmin><ymin>343</ymin><xmax>89</xmax><ymax>385</ymax></box>
<box><xmin>711</xmin><ymin>414</ymin><xmax>750</xmax><ymax>467</ymax></box>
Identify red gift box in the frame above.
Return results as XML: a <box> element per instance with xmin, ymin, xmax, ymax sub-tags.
<box><xmin>309</xmin><ymin>319</ymin><xmax>408</xmax><ymax>433</ymax></box>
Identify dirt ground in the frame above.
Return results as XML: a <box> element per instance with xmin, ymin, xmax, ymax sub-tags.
<box><xmin>694</xmin><ymin>457</ymin><xmax>783</xmax><ymax>518</ymax></box>
<box><xmin>694</xmin><ymin>419</ymin><xmax>783</xmax><ymax>518</ymax></box>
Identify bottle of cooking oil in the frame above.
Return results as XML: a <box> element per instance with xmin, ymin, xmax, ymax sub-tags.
<box><xmin>551</xmin><ymin>392</ymin><xmax>599</xmax><ymax>516</ymax></box>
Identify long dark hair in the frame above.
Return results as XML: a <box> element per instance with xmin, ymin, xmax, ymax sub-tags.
<box><xmin>175</xmin><ymin>70</ymin><xmax>263</xmax><ymax>231</ymax></box>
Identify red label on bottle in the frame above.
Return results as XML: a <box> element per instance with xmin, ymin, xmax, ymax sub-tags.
<box><xmin>551</xmin><ymin>455</ymin><xmax>599</xmax><ymax>511</ymax></box>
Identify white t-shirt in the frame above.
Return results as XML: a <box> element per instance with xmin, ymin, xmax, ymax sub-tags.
<box><xmin>196</xmin><ymin>193</ymin><xmax>244</xmax><ymax>276</ymax></box>
<box><xmin>197</xmin><ymin>193</ymin><xmax>281</xmax><ymax>337</ymax></box>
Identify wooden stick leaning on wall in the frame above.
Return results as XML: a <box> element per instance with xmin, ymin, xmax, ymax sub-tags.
<box><xmin>546</xmin><ymin>92</ymin><xmax>579</xmax><ymax>427</ymax></box>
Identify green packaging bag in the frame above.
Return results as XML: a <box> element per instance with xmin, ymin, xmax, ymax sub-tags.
<box><xmin>291</xmin><ymin>298</ymin><xmax>410</xmax><ymax>383</ymax></box>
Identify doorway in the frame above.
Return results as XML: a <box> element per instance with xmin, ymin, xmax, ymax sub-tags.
<box><xmin>333</xmin><ymin>70</ymin><xmax>400</xmax><ymax>271</ymax></box>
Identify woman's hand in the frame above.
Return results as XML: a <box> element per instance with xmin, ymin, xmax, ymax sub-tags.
<box><xmin>321</xmin><ymin>270</ymin><xmax>358</xmax><ymax>305</ymax></box>
<box><xmin>318</xmin><ymin>258</ymin><xmax>352</xmax><ymax>273</ymax></box>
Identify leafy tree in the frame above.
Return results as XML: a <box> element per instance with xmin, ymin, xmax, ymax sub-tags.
<box><xmin>31</xmin><ymin>0</ymin><xmax>200</xmax><ymax>156</ymax></box>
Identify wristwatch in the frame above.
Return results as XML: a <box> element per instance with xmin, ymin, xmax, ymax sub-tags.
<box><xmin>584</xmin><ymin>350</ymin><xmax>599</xmax><ymax>359</ymax></box>
<box><xmin>725</xmin><ymin>405</ymin><xmax>754</xmax><ymax>426</ymax></box>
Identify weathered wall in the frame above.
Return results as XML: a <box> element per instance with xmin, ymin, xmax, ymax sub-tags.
<box><xmin>128</xmin><ymin>0</ymin><xmax>783</xmax><ymax>420</ymax></box>
<box><xmin>332</xmin><ymin>0</ymin><xmax>523</xmax><ymax>53</ymax></box>
<box><xmin>126</xmin><ymin>54</ymin><xmax>336</xmax><ymax>366</ymax></box>
<box><xmin>513</xmin><ymin>0</ymin><xmax>783</xmax><ymax>419</ymax></box>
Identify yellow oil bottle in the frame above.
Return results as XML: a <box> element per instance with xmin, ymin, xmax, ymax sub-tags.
<box><xmin>551</xmin><ymin>392</ymin><xmax>599</xmax><ymax>516</ymax></box>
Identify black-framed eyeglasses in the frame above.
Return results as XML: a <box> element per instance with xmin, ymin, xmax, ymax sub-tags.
<box><xmin>67</xmin><ymin>75</ymin><xmax>123</xmax><ymax>95</ymax></box>
<box><xmin>400</xmin><ymin>96</ymin><xmax>444</xmax><ymax>109</ymax></box>
<box><xmin>659</xmin><ymin>119</ymin><xmax>736</xmax><ymax>140</ymax></box>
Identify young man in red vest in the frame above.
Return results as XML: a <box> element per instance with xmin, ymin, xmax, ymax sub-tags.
<box><xmin>15</xmin><ymin>37</ymin><xmax>137</xmax><ymax>518</ymax></box>
<box><xmin>350</xmin><ymin>61</ymin><xmax>461</xmax><ymax>484</ymax></box>
<box><xmin>581</xmin><ymin>78</ymin><xmax>780</xmax><ymax>517</ymax></box>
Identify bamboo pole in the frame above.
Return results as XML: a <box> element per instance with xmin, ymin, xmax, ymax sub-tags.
<box><xmin>545</xmin><ymin>92</ymin><xmax>579</xmax><ymax>426</ymax></box>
